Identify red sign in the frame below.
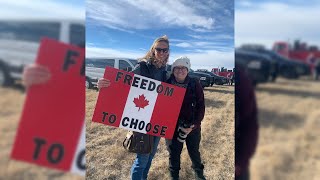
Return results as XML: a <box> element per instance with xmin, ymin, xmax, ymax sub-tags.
<box><xmin>92</xmin><ymin>67</ymin><xmax>186</xmax><ymax>139</ymax></box>
<box><xmin>11</xmin><ymin>38</ymin><xmax>85</xmax><ymax>176</ymax></box>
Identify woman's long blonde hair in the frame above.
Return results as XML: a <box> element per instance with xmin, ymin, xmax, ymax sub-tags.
<box><xmin>140</xmin><ymin>35</ymin><xmax>170</xmax><ymax>67</ymax></box>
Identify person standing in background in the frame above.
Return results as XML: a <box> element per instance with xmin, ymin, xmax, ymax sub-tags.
<box><xmin>235</xmin><ymin>65</ymin><xmax>259</xmax><ymax>180</ymax></box>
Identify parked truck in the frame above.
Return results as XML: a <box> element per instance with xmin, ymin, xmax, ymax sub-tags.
<box><xmin>239</xmin><ymin>44</ymin><xmax>310</xmax><ymax>80</ymax></box>
<box><xmin>0</xmin><ymin>18</ymin><xmax>85</xmax><ymax>87</ymax></box>
<box><xmin>273</xmin><ymin>40</ymin><xmax>320</xmax><ymax>79</ymax></box>
<box><xmin>85</xmin><ymin>57</ymin><xmax>138</xmax><ymax>89</ymax></box>
<box><xmin>211</xmin><ymin>67</ymin><xmax>234</xmax><ymax>80</ymax></box>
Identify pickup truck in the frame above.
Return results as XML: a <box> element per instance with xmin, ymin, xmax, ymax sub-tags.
<box><xmin>166</xmin><ymin>65</ymin><xmax>211</xmax><ymax>88</ymax></box>
<box><xmin>239</xmin><ymin>45</ymin><xmax>310</xmax><ymax>80</ymax></box>
<box><xmin>235</xmin><ymin>49</ymin><xmax>271</xmax><ymax>86</ymax></box>
<box><xmin>0</xmin><ymin>19</ymin><xmax>84</xmax><ymax>87</ymax></box>
<box><xmin>85</xmin><ymin>57</ymin><xmax>138</xmax><ymax>88</ymax></box>
<box><xmin>196</xmin><ymin>69</ymin><xmax>228</xmax><ymax>85</ymax></box>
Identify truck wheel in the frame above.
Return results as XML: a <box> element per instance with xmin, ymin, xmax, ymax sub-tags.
<box><xmin>85</xmin><ymin>78</ymin><xmax>93</xmax><ymax>89</ymax></box>
<box><xmin>290</xmin><ymin>70</ymin><xmax>299</xmax><ymax>79</ymax></box>
<box><xmin>0</xmin><ymin>65</ymin><xmax>12</xmax><ymax>87</ymax></box>
<box><xmin>271</xmin><ymin>74</ymin><xmax>277</xmax><ymax>82</ymax></box>
<box><xmin>313</xmin><ymin>70</ymin><xmax>319</xmax><ymax>80</ymax></box>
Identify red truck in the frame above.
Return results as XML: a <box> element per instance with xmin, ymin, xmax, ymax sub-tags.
<box><xmin>211</xmin><ymin>67</ymin><xmax>235</xmax><ymax>79</ymax></box>
<box><xmin>273</xmin><ymin>40</ymin><xmax>320</xmax><ymax>78</ymax></box>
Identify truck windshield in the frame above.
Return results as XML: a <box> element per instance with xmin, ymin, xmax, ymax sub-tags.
<box><xmin>129</xmin><ymin>59</ymin><xmax>138</xmax><ymax>66</ymax></box>
<box><xmin>86</xmin><ymin>59</ymin><xmax>115</xmax><ymax>68</ymax></box>
<box><xmin>0</xmin><ymin>21</ymin><xmax>60</xmax><ymax>42</ymax></box>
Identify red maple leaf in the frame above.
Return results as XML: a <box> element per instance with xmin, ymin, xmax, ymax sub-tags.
<box><xmin>133</xmin><ymin>94</ymin><xmax>149</xmax><ymax>111</ymax></box>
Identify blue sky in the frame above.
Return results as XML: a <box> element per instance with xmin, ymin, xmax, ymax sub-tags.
<box><xmin>86</xmin><ymin>0</ymin><xmax>234</xmax><ymax>70</ymax></box>
<box><xmin>2</xmin><ymin>0</ymin><xmax>320</xmax><ymax>70</ymax></box>
<box><xmin>236</xmin><ymin>0</ymin><xmax>320</xmax><ymax>49</ymax></box>
<box><xmin>0</xmin><ymin>0</ymin><xmax>84</xmax><ymax>19</ymax></box>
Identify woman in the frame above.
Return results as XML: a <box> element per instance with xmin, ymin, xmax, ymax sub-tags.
<box><xmin>98</xmin><ymin>35</ymin><xmax>170</xmax><ymax>180</ymax></box>
<box><xmin>166</xmin><ymin>56</ymin><xmax>206</xmax><ymax>180</ymax></box>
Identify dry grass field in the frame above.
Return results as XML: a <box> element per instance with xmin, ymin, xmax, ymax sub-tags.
<box><xmin>2</xmin><ymin>77</ymin><xmax>319</xmax><ymax>180</ymax></box>
<box><xmin>86</xmin><ymin>85</ymin><xmax>235</xmax><ymax>180</ymax></box>
<box><xmin>251</xmin><ymin>78</ymin><xmax>320</xmax><ymax>180</ymax></box>
<box><xmin>0</xmin><ymin>87</ymin><xmax>83</xmax><ymax>180</ymax></box>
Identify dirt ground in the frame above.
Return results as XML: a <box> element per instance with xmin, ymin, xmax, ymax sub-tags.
<box><xmin>250</xmin><ymin>77</ymin><xmax>320</xmax><ymax>180</ymax></box>
<box><xmin>2</xmin><ymin>76</ymin><xmax>318</xmax><ymax>180</ymax></box>
<box><xmin>0</xmin><ymin>84</ymin><xmax>234</xmax><ymax>180</ymax></box>
<box><xmin>85</xmin><ymin>85</ymin><xmax>235</xmax><ymax>180</ymax></box>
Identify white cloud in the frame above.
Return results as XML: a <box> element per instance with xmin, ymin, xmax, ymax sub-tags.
<box><xmin>224</xmin><ymin>9</ymin><xmax>232</xmax><ymax>16</ymax></box>
<box><xmin>170</xmin><ymin>39</ymin><xmax>186</xmax><ymax>43</ymax></box>
<box><xmin>86</xmin><ymin>47</ymin><xmax>143</xmax><ymax>59</ymax></box>
<box><xmin>0</xmin><ymin>0</ymin><xmax>84</xmax><ymax>20</ymax></box>
<box><xmin>188</xmin><ymin>34</ymin><xmax>234</xmax><ymax>41</ymax></box>
<box><xmin>194</xmin><ymin>42</ymin><xmax>214</xmax><ymax>46</ymax></box>
<box><xmin>170</xmin><ymin>50</ymin><xmax>234</xmax><ymax>70</ymax></box>
<box><xmin>86</xmin><ymin>0</ymin><xmax>214</xmax><ymax>31</ymax></box>
<box><xmin>175</xmin><ymin>42</ymin><xmax>192</xmax><ymax>48</ymax></box>
<box><xmin>191</xmin><ymin>27</ymin><xmax>214</xmax><ymax>33</ymax></box>
<box><xmin>87</xmin><ymin>42</ymin><xmax>95</xmax><ymax>46</ymax></box>
<box><xmin>173</xmin><ymin>41</ymin><xmax>233</xmax><ymax>51</ymax></box>
<box><xmin>238</xmin><ymin>0</ymin><xmax>253</xmax><ymax>8</ymax></box>
<box><xmin>236</xmin><ymin>2</ymin><xmax>320</xmax><ymax>48</ymax></box>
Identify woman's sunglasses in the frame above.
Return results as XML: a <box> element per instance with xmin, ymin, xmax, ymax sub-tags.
<box><xmin>155</xmin><ymin>48</ymin><xmax>169</xmax><ymax>53</ymax></box>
